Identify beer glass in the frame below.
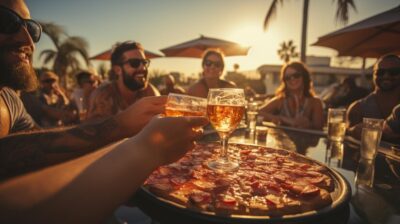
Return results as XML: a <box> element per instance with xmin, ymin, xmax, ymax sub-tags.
<box><xmin>360</xmin><ymin>118</ymin><xmax>384</xmax><ymax>160</ymax></box>
<box><xmin>165</xmin><ymin>93</ymin><xmax>207</xmax><ymax>117</ymax></box>
<box><xmin>207</xmin><ymin>88</ymin><xmax>245</xmax><ymax>171</ymax></box>
<box><xmin>327</xmin><ymin>108</ymin><xmax>346</xmax><ymax>142</ymax></box>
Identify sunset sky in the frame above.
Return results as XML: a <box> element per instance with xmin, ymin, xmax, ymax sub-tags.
<box><xmin>26</xmin><ymin>0</ymin><xmax>400</xmax><ymax>77</ymax></box>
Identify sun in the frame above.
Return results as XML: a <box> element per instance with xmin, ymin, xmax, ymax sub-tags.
<box><xmin>225</xmin><ymin>23</ymin><xmax>284</xmax><ymax>72</ymax></box>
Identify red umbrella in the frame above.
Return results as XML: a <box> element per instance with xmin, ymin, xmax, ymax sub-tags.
<box><xmin>160</xmin><ymin>35</ymin><xmax>250</xmax><ymax>58</ymax></box>
<box><xmin>90</xmin><ymin>48</ymin><xmax>163</xmax><ymax>60</ymax></box>
<box><xmin>312</xmin><ymin>5</ymin><xmax>400</xmax><ymax>58</ymax></box>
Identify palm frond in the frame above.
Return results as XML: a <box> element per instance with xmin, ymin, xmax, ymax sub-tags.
<box><xmin>334</xmin><ymin>0</ymin><xmax>357</xmax><ymax>26</ymax></box>
<box><xmin>39</xmin><ymin>49</ymin><xmax>57</xmax><ymax>65</ymax></box>
<box><xmin>39</xmin><ymin>22</ymin><xmax>67</xmax><ymax>49</ymax></box>
<box><xmin>264</xmin><ymin>0</ymin><xmax>284</xmax><ymax>30</ymax></box>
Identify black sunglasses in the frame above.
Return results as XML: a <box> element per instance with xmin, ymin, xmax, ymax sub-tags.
<box><xmin>204</xmin><ymin>60</ymin><xmax>222</xmax><ymax>68</ymax></box>
<box><xmin>0</xmin><ymin>6</ymin><xmax>42</xmax><ymax>43</ymax></box>
<box><xmin>284</xmin><ymin>73</ymin><xmax>302</xmax><ymax>81</ymax></box>
<box><xmin>120</xmin><ymin>58</ymin><xmax>150</xmax><ymax>69</ymax></box>
<box><xmin>375</xmin><ymin>68</ymin><xmax>400</xmax><ymax>77</ymax></box>
<box><xmin>42</xmin><ymin>79</ymin><xmax>56</xmax><ymax>84</ymax></box>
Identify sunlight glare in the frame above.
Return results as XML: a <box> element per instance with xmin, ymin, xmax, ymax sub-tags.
<box><xmin>226</xmin><ymin>23</ymin><xmax>283</xmax><ymax>75</ymax></box>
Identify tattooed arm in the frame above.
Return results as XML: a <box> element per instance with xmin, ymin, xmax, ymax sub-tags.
<box><xmin>0</xmin><ymin>116</ymin><xmax>208</xmax><ymax>224</ymax></box>
<box><xmin>0</xmin><ymin>96</ymin><xmax>167</xmax><ymax>179</ymax></box>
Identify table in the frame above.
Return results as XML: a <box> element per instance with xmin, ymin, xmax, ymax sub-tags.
<box><xmin>132</xmin><ymin>125</ymin><xmax>400</xmax><ymax>224</ymax></box>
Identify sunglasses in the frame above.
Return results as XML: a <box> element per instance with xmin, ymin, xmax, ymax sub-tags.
<box><xmin>120</xmin><ymin>58</ymin><xmax>150</xmax><ymax>69</ymax></box>
<box><xmin>284</xmin><ymin>73</ymin><xmax>302</xmax><ymax>81</ymax></box>
<box><xmin>42</xmin><ymin>79</ymin><xmax>56</xmax><ymax>84</ymax></box>
<box><xmin>375</xmin><ymin>68</ymin><xmax>400</xmax><ymax>77</ymax></box>
<box><xmin>0</xmin><ymin>6</ymin><xmax>42</xmax><ymax>43</ymax></box>
<box><xmin>204</xmin><ymin>60</ymin><xmax>222</xmax><ymax>68</ymax></box>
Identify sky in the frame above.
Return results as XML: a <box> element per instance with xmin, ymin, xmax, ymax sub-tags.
<box><xmin>26</xmin><ymin>0</ymin><xmax>400</xmax><ymax>77</ymax></box>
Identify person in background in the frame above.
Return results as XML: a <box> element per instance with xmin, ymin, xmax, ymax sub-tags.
<box><xmin>38</xmin><ymin>71</ymin><xmax>75</xmax><ymax>126</ymax></box>
<box><xmin>347</xmin><ymin>54</ymin><xmax>400</xmax><ymax>138</ymax></box>
<box><xmin>160</xmin><ymin>74</ymin><xmax>186</xmax><ymax>95</ymax></box>
<box><xmin>187</xmin><ymin>49</ymin><xmax>236</xmax><ymax>98</ymax></box>
<box><xmin>259</xmin><ymin>62</ymin><xmax>324</xmax><ymax>130</ymax></box>
<box><xmin>87</xmin><ymin>41</ymin><xmax>160</xmax><ymax>120</ymax></box>
<box><xmin>70</xmin><ymin>71</ymin><xmax>98</xmax><ymax>122</ymax></box>
<box><xmin>324</xmin><ymin>77</ymin><xmax>369</xmax><ymax>109</ymax></box>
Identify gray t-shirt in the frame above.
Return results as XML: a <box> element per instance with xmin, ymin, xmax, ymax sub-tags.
<box><xmin>387</xmin><ymin>104</ymin><xmax>400</xmax><ymax>134</ymax></box>
<box><xmin>0</xmin><ymin>87</ymin><xmax>36</xmax><ymax>133</ymax></box>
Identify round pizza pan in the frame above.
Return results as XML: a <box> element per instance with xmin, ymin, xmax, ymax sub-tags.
<box><xmin>134</xmin><ymin>143</ymin><xmax>352</xmax><ymax>224</ymax></box>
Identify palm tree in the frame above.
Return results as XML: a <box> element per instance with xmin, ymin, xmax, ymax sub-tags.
<box><xmin>39</xmin><ymin>22</ymin><xmax>90</xmax><ymax>88</ymax></box>
<box><xmin>277</xmin><ymin>40</ymin><xmax>299</xmax><ymax>63</ymax></box>
<box><xmin>264</xmin><ymin>0</ymin><xmax>357</xmax><ymax>63</ymax></box>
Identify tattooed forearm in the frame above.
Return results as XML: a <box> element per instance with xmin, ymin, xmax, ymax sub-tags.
<box><xmin>67</xmin><ymin>116</ymin><xmax>119</xmax><ymax>145</ymax></box>
<box><xmin>0</xmin><ymin>117</ymin><xmax>123</xmax><ymax>180</ymax></box>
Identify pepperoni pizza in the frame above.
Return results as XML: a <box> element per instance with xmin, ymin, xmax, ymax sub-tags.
<box><xmin>144</xmin><ymin>143</ymin><xmax>335</xmax><ymax>217</ymax></box>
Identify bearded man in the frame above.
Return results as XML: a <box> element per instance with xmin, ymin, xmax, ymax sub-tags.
<box><xmin>87</xmin><ymin>41</ymin><xmax>160</xmax><ymax>120</ymax></box>
<box><xmin>0</xmin><ymin>0</ymin><xmax>169</xmax><ymax>179</ymax></box>
<box><xmin>347</xmin><ymin>54</ymin><xmax>400</xmax><ymax>139</ymax></box>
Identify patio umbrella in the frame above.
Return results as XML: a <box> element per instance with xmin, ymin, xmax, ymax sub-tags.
<box><xmin>160</xmin><ymin>35</ymin><xmax>250</xmax><ymax>58</ymax></box>
<box><xmin>312</xmin><ymin>5</ymin><xmax>400</xmax><ymax>58</ymax></box>
<box><xmin>90</xmin><ymin>48</ymin><xmax>163</xmax><ymax>60</ymax></box>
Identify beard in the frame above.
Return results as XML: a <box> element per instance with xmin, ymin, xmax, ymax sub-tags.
<box><xmin>122</xmin><ymin>69</ymin><xmax>148</xmax><ymax>92</ymax></box>
<box><xmin>375</xmin><ymin>77</ymin><xmax>400</xmax><ymax>92</ymax></box>
<box><xmin>0</xmin><ymin>46</ymin><xmax>38</xmax><ymax>92</ymax></box>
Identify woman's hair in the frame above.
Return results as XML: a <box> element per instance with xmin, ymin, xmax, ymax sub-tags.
<box><xmin>275</xmin><ymin>61</ymin><xmax>316</xmax><ymax>97</ymax></box>
<box><xmin>201</xmin><ymin>49</ymin><xmax>225</xmax><ymax>70</ymax></box>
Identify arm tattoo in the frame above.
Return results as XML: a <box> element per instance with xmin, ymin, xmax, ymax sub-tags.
<box><xmin>0</xmin><ymin>117</ymin><xmax>121</xmax><ymax>180</ymax></box>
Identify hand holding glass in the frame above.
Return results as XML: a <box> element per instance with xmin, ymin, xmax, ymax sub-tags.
<box><xmin>207</xmin><ymin>88</ymin><xmax>245</xmax><ymax>171</ymax></box>
<box><xmin>165</xmin><ymin>93</ymin><xmax>207</xmax><ymax>117</ymax></box>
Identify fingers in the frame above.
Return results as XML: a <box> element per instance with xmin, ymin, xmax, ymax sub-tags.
<box><xmin>185</xmin><ymin>116</ymin><xmax>209</xmax><ymax>128</ymax></box>
<box><xmin>142</xmin><ymin>96</ymin><xmax>167</xmax><ymax>105</ymax></box>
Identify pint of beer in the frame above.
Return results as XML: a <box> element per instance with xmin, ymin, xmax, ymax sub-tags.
<box><xmin>165</xmin><ymin>93</ymin><xmax>207</xmax><ymax>117</ymax></box>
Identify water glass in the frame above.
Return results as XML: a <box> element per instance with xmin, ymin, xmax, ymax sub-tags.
<box><xmin>360</xmin><ymin>118</ymin><xmax>384</xmax><ymax>160</ymax></box>
<box><xmin>246</xmin><ymin>102</ymin><xmax>258</xmax><ymax>132</ymax></box>
<box><xmin>327</xmin><ymin>108</ymin><xmax>346</xmax><ymax>142</ymax></box>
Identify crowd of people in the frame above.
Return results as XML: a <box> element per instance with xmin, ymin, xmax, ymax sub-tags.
<box><xmin>0</xmin><ymin>0</ymin><xmax>399</xmax><ymax>223</ymax></box>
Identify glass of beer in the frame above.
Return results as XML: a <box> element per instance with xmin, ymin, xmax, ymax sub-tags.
<box><xmin>207</xmin><ymin>88</ymin><xmax>245</xmax><ymax>171</ymax></box>
<box><xmin>327</xmin><ymin>108</ymin><xmax>347</xmax><ymax>142</ymax></box>
<box><xmin>165</xmin><ymin>93</ymin><xmax>207</xmax><ymax>117</ymax></box>
<box><xmin>360</xmin><ymin>118</ymin><xmax>384</xmax><ymax>160</ymax></box>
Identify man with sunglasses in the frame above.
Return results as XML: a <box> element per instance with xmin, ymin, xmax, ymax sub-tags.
<box><xmin>347</xmin><ymin>54</ymin><xmax>400</xmax><ymax>139</ymax></box>
<box><xmin>87</xmin><ymin>41</ymin><xmax>160</xmax><ymax>120</ymax></box>
<box><xmin>0</xmin><ymin>0</ymin><xmax>172</xmax><ymax>179</ymax></box>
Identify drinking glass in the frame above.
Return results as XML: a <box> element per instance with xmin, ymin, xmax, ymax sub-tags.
<box><xmin>246</xmin><ymin>102</ymin><xmax>258</xmax><ymax>133</ymax></box>
<box><xmin>327</xmin><ymin>108</ymin><xmax>347</xmax><ymax>142</ymax></box>
<box><xmin>165</xmin><ymin>93</ymin><xmax>207</xmax><ymax>117</ymax></box>
<box><xmin>360</xmin><ymin>118</ymin><xmax>384</xmax><ymax>160</ymax></box>
<box><xmin>207</xmin><ymin>88</ymin><xmax>245</xmax><ymax>171</ymax></box>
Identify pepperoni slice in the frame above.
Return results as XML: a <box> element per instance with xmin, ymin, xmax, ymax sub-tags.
<box><xmin>170</xmin><ymin>177</ymin><xmax>188</xmax><ymax>185</ymax></box>
<box><xmin>189</xmin><ymin>191</ymin><xmax>212</xmax><ymax>204</ymax></box>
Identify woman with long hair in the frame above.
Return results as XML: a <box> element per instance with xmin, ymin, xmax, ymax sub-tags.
<box><xmin>187</xmin><ymin>49</ymin><xmax>236</xmax><ymax>98</ymax></box>
<box><xmin>259</xmin><ymin>62</ymin><xmax>323</xmax><ymax>130</ymax></box>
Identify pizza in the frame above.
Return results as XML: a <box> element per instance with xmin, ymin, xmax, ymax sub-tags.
<box><xmin>143</xmin><ymin>142</ymin><xmax>335</xmax><ymax>217</ymax></box>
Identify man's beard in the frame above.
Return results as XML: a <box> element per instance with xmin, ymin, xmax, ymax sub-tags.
<box><xmin>122</xmin><ymin>69</ymin><xmax>148</xmax><ymax>92</ymax></box>
<box><xmin>375</xmin><ymin>77</ymin><xmax>400</xmax><ymax>92</ymax></box>
<box><xmin>0</xmin><ymin>47</ymin><xmax>38</xmax><ymax>92</ymax></box>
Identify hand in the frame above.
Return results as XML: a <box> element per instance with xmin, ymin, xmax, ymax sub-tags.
<box><xmin>134</xmin><ymin>116</ymin><xmax>209</xmax><ymax>165</ymax></box>
<box><xmin>116</xmin><ymin>96</ymin><xmax>167</xmax><ymax>137</ymax></box>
